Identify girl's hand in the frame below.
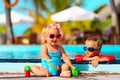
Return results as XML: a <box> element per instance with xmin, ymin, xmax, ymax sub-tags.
<box><xmin>71</xmin><ymin>65</ymin><xmax>76</xmax><ymax>69</ymax></box>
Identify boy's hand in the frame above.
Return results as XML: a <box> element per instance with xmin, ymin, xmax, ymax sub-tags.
<box><xmin>90</xmin><ymin>59</ymin><xmax>99</xmax><ymax>67</ymax></box>
<box><xmin>89</xmin><ymin>56</ymin><xmax>99</xmax><ymax>67</ymax></box>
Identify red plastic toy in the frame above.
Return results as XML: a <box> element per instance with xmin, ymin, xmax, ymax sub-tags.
<box><xmin>24</xmin><ymin>62</ymin><xmax>31</xmax><ymax>77</ymax></box>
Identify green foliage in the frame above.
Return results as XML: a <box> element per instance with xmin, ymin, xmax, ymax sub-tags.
<box><xmin>94</xmin><ymin>4</ymin><xmax>107</xmax><ymax>13</ymax></box>
<box><xmin>22</xmin><ymin>28</ymin><xmax>32</xmax><ymax>36</ymax></box>
<box><xmin>98</xmin><ymin>18</ymin><xmax>112</xmax><ymax>33</ymax></box>
<box><xmin>23</xmin><ymin>0</ymin><xmax>111</xmax><ymax>36</ymax></box>
<box><xmin>0</xmin><ymin>25</ymin><xmax>6</xmax><ymax>33</ymax></box>
<box><xmin>23</xmin><ymin>0</ymin><xmax>83</xmax><ymax>35</ymax></box>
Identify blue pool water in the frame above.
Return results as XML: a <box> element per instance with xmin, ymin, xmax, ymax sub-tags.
<box><xmin>0</xmin><ymin>45</ymin><xmax>120</xmax><ymax>73</ymax></box>
<box><xmin>0</xmin><ymin>45</ymin><xmax>120</xmax><ymax>60</ymax></box>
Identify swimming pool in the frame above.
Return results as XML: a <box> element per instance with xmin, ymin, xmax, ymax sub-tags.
<box><xmin>0</xmin><ymin>45</ymin><xmax>120</xmax><ymax>73</ymax></box>
<box><xmin>0</xmin><ymin>45</ymin><xmax>120</xmax><ymax>60</ymax></box>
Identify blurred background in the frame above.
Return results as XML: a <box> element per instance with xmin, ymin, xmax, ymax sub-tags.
<box><xmin>0</xmin><ymin>0</ymin><xmax>120</xmax><ymax>45</ymax></box>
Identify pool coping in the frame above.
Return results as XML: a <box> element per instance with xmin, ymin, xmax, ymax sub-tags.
<box><xmin>1</xmin><ymin>62</ymin><xmax>120</xmax><ymax>74</ymax></box>
<box><xmin>1</xmin><ymin>59</ymin><xmax>120</xmax><ymax>74</ymax></box>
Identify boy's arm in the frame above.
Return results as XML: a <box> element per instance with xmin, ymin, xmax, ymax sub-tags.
<box><xmin>85</xmin><ymin>55</ymin><xmax>115</xmax><ymax>62</ymax></box>
<box><xmin>98</xmin><ymin>55</ymin><xmax>115</xmax><ymax>62</ymax></box>
<box><xmin>83</xmin><ymin>56</ymin><xmax>106</xmax><ymax>67</ymax></box>
<box><xmin>60</xmin><ymin>46</ymin><xmax>75</xmax><ymax>69</ymax></box>
<box><xmin>74</xmin><ymin>54</ymin><xmax>84</xmax><ymax>63</ymax></box>
<box><xmin>40</xmin><ymin>44</ymin><xmax>50</xmax><ymax>60</ymax></box>
<box><xmin>90</xmin><ymin>55</ymin><xmax>115</xmax><ymax>67</ymax></box>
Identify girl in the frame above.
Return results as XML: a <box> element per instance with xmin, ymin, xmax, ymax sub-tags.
<box><xmin>31</xmin><ymin>23</ymin><xmax>75</xmax><ymax>77</ymax></box>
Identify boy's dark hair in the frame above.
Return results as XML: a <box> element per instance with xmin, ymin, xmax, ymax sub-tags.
<box><xmin>86</xmin><ymin>36</ymin><xmax>103</xmax><ymax>50</ymax></box>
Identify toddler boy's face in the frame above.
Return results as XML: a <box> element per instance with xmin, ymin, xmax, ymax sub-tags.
<box><xmin>84</xmin><ymin>40</ymin><xmax>99</xmax><ymax>57</ymax></box>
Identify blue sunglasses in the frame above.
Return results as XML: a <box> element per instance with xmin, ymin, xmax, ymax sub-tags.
<box><xmin>83</xmin><ymin>46</ymin><xmax>98</xmax><ymax>52</ymax></box>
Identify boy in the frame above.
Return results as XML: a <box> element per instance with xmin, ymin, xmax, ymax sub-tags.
<box><xmin>74</xmin><ymin>36</ymin><xmax>115</xmax><ymax>67</ymax></box>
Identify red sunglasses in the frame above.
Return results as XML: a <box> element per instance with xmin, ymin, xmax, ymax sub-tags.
<box><xmin>48</xmin><ymin>34</ymin><xmax>61</xmax><ymax>39</ymax></box>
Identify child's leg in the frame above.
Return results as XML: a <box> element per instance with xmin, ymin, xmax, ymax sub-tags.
<box><xmin>60</xmin><ymin>63</ymin><xmax>71</xmax><ymax>77</ymax></box>
<box><xmin>31</xmin><ymin>65</ymin><xmax>50</xmax><ymax>77</ymax></box>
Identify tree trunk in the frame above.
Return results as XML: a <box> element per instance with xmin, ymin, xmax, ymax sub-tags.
<box><xmin>110</xmin><ymin>0</ymin><xmax>120</xmax><ymax>44</ymax></box>
<box><xmin>5</xmin><ymin>0</ymin><xmax>15</xmax><ymax>44</ymax></box>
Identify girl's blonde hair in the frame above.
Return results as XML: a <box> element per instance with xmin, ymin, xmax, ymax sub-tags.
<box><xmin>41</xmin><ymin>23</ymin><xmax>62</xmax><ymax>44</ymax></box>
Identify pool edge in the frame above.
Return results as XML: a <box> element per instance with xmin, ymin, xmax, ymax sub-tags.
<box><xmin>1</xmin><ymin>63</ymin><xmax>120</xmax><ymax>74</ymax></box>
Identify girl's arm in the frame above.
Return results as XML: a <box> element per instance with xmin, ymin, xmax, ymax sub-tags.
<box><xmin>60</xmin><ymin>46</ymin><xmax>75</xmax><ymax>68</ymax></box>
<box><xmin>40</xmin><ymin>44</ymin><xmax>50</xmax><ymax>60</ymax></box>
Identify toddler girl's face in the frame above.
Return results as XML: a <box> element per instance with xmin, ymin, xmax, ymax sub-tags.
<box><xmin>84</xmin><ymin>40</ymin><xmax>99</xmax><ymax>57</ymax></box>
<box><xmin>46</xmin><ymin>28</ymin><xmax>61</xmax><ymax>46</ymax></box>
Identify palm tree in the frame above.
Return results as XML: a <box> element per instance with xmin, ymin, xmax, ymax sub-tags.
<box><xmin>110</xmin><ymin>0</ymin><xmax>120</xmax><ymax>43</ymax></box>
<box><xmin>23</xmin><ymin>0</ymin><xmax>82</xmax><ymax>35</ymax></box>
<box><xmin>93</xmin><ymin>4</ymin><xmax>112</xmax><ymax>32</ymax></box>
<box><xmin>4</xmin><ymin>0</ymin><xmax>15</xmax><ymax>44</ymax></box>
<box><xmin>32</xmin><ymin>0</ymin><xmax>82</xmax><ymax>14</ymax></box>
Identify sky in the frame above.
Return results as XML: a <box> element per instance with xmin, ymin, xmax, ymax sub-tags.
<box><xmin>0</xmin><ymin>0</ymin><xmax>110</xmax><ymax>36</ymax></box>
<box><xmin>81</xmin><ymin>0</ymin><xmax>110</xmax><ymax>11</ymax></box>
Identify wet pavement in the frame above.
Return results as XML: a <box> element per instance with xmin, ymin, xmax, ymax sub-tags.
<box><xmin>0</xmin><ymin>73</ymin><xmax>120</xmax><ymax>80</ymax></box>
<box><xmin>0</xmin><ymin>63</ymin><xmax>120</xmax><ymax>80</ymax></box>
